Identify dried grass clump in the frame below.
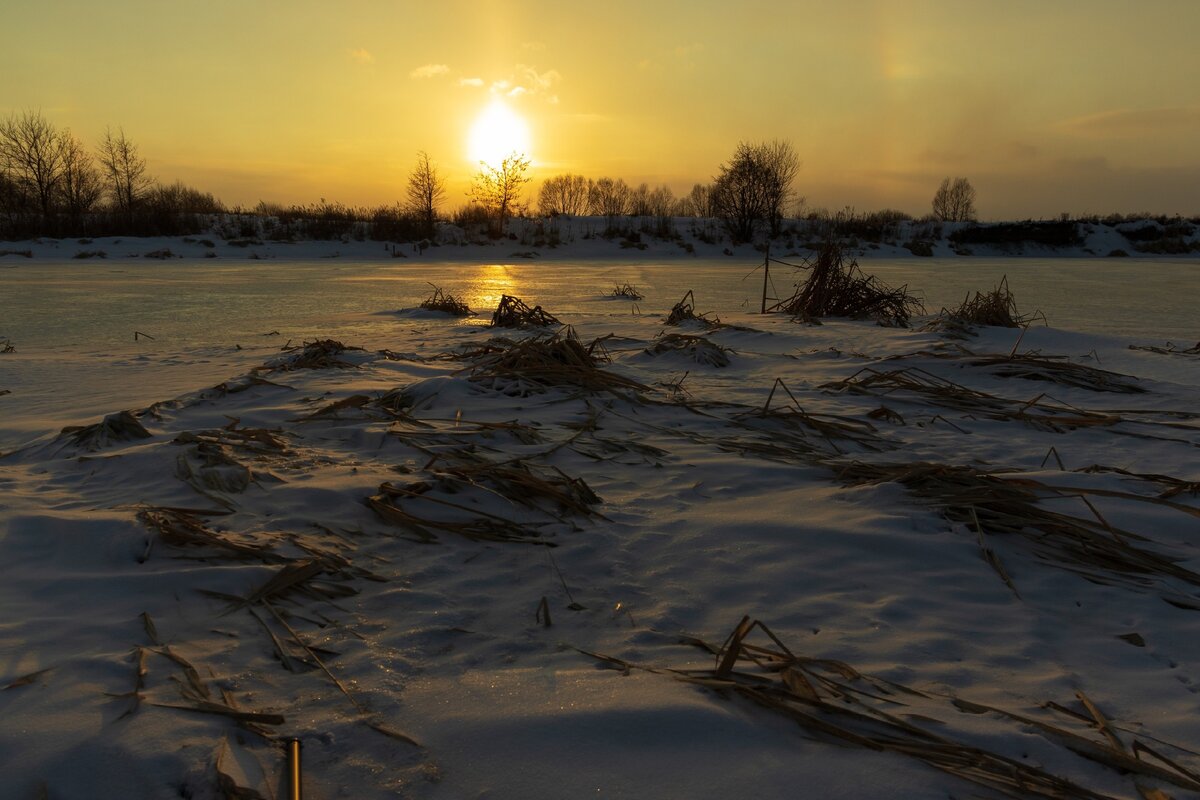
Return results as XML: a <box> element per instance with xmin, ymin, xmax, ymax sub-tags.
<box><xmin>968</xmin><ymin>353</ymin><xmax>1145</xmax><ymax>394</ymax></box>
<box><xmin>924</xmin><ymin>276</ymin><xmax>1044</xmax><ymax>336</ymax></box>
<box><xmin>645</xmin><ymin>333</ymin><xmax>730</xmax><ymax>367</ymax></box>
<box><xmin>367</xmin><ymin>457</ymin><xmax>603</xmax><ymax>545</ymax></box>
<box><xmin>461</xmin><ymin>328</ymin><xmax>647</xmax><ymax>394</ymax></box>
<box><xmin>419</xmin><ymin>284</ymin><xmax>472</xmax><ymax>316</ymax></box>
<box><xmin>583</xmin><ymin>617</ymin><xmax>1200</xmax><ymax>799</ymax></box>
<box><xmin>833</xmin><ymin>460</ymin><xmax>1200</xmax><ymax>600</ymax></box>
<box><xmin>138</xmin><ymin>507</ymin><xmax>279</xmax><ymax>562</ymax></box>
<box><xmin>265</xmin><ymin>339</ymin><xmax>364</xmax><ymax>371</ymax></box>
<box><xmin>1130</xmin><ymin>340</ymin><xmax>1200</xmax><ymax>357</ymax></box>
<box><xmin>1</xmin><ymin>339</ymin><xmax>15</xmax><ymax>353</ymax></box>
<box><xmin>60</xmin><ymin>410</ymin><xmax>152</xmax><ymax>450</ymax></box>
<box><xmin>611</xmin><ymin>282</ymin><xmax>644</xmax><ymax>300</ymax></box>
<box><xmin>491</xmin><ymin>294</ymin><xmax>560</xmax><ymax>328</ymax></box>
<box><xmin>769</xmin><ymin>242</ymin><xmax>923</xmax><ymax>326</ymax></box>
<box><xmin>822</xmin><ymin>366</ymin><xmax>1124</xmax><ymax>432</ymax></box>
<box><xmin>664</xmin><ymin>290</ymin><xmax>718</xmax><ymax>327</ymax></box>
<box><xmin>946</xmin><ymin>275</ymin><xmax>1026</xmax><ymax>328</ymax></box>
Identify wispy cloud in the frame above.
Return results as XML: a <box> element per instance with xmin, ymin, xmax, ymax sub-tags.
<box><xmin>410</xmin><ymin>63</ymin><xmax>450</xmax><ymax>79</ymax></box>
<box><xmin>1057</xmin><ymin>107</ymin><xmax>1200</xmax><ymax>137</ymax></box>
<box><xmin>457</xmin><ymin>64</ymin><xmax>562</xmax><ymax>102</ymax></box>
<box><xmin>349</xmin><ymin>48</ymin><xmax>375</xmax><ymax>65</ymax></box>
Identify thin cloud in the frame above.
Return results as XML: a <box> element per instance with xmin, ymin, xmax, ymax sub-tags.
<box><xmin>410</xmin><ymin>63</ymin><xmax>450</xmax><ymax>79</ymax></box>
<box><xmin>459</xmin><ymin>77</ymin><xmax>484</xmax><ymax>87</ymax></box>
<box><xmin>481</xmin><ymin>65</ymin><xmax>561</xmax><ymax>99</ymax></box>
<box><xmin>349</xmin><ymin>48</ymin><xmax>375</xmax><ymax>65</ymax></box>
<box><xmin>1058</xmin><ymin>107</ymin><xmax>1200</xmax><ymax>137</ymax></box>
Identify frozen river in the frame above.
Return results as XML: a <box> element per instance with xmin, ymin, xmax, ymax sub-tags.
<box><xmin>1</xmin><ymin>256</ymin><xmax>1196</xmax><ymax>446</ymax></box>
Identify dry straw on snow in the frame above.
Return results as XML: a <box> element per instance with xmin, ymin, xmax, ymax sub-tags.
<box><xmin>491</xmin><ymin>294</ymin><xmax>560</xmax><ymax>328</ymax></box>
<box><xmin>457</xmin><ymin>328</ymin><xmax>647</xmax><ymax>395</ymax></box>
<box><xmin>419</xmin><ymin>284</ymin><xmax>472</xmax><ymax>316</ymax></box>
<box><xmin>768</xmin><ymin>242</ymin><xmax>923</xmax><ymax>326</ymax></box>
<box><xmin>582</xmin><ymin>617</ymin><xmax>1200</xmax><ymax>799</ymax></box>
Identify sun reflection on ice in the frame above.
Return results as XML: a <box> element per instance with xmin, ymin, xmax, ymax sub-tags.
<box><xmin>470</xmin><ymin>264</ymin><xmax>518</xmax><ymax>313</ymax></box>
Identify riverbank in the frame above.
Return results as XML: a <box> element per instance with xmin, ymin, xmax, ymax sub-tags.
<box><xmin>2</xmin><ymin>276</ymin><xmax>1199</xmax><ymax>798</ymax></box>
<box><xmin>3</xmin><ymin>214</ymin><xmax>1200</xmax><ymax>264</ymax></box>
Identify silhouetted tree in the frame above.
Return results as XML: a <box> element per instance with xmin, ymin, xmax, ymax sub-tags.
<box><xmin>932</xmin><ymin>177</ymin><xmax>976</xmax><ymax>222</ymax></box>
<box><xmin>587</xmin><ymin>177</ymin><xmax>631</xmax><ymax>218</ymax></box>
<box><xmin>405</xmin><ymin>150</ymin><xmax>446</xmax><ymax>239</ymax></box>
<box><xmin>0</xmin><ymin>110</ymin><xmax>66</xmax><ymax>218</ymax></box>
<box><xmin>537</xmin><ymin>173</ymin><xmax>589</xmax><ymax>216</ymax></box>
<box><xmin>713</xmin><ymin>139</ymin><xmax>799</xmax><ymax>241</ymax></box>
<box><xmin>469</xmin><ymin>152</ymin><xmax>530</xmax><ymax>234</ymax></box>
<box><xmin>681</xmin><ymin>183</ymin><xmax>716</xmax><ymax>217</ymax></box>
<box><xmin>58</xmin><ymin>131</ymin><xmax>104</xmax><ymax>223</ymax></box>
<box><xmin>98</xmin><ymin>126</ymin><xmax>150</xmax><ymax>218</ymax></box>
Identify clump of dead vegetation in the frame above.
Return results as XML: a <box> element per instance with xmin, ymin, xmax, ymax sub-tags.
<box><xmin>491</xmin><ymin>294</ymin><xmax>560</xmax><ymax>328</ymax></box>
<box><xmin>665</xmin><ymin>290</ymin><xmax>719</xmax><ymax>327</ymax></box>
<box><xmin>582</xmin><ymin>617</ymin><xmax>1200</xmax><ymax>799</ymax></box>
<box><xmin>261</xmin><ymin>339</ymin><xmax>364</xmax><ymax>371</ymax></box>
<box><xmin>1</xmin><ymin>339</ymin><xmax>15</xmax><ymax>354</ymax></box>
<box><xmin>832</xmin><ymin>460</ymin><xmax>1200</xmax><ymax>603</ymax></box>
<box><xmin>645</xmin><ymin>333</ymin><xmax>731</xmax><ymax>367</ymax></box>
<box><xmin>767</xmin><ymin>242</ymin><xmax>923</xmax><ymax>326</ymax></box>
<box><xmin>60</xmin><ymin>410</ymin><xmax>153</xmax><ymax>450</ymax></box>
<box><xmin>924</xmin><ymin>275</ymin><xmax>1043</xmax><ymax>334</ymax></box>
<box><xmin>367</xmin><ymin>454</ymin><xmax>603</xmax><ymax>545</ymax></box>
<box><xmin>1130</xmin><ymin>340</ymin><xmax>1200</xmax><ymax>357</ymax></box>
<box><xmin>611</xmin><ymin>282</ymin><xmax>644</xmax><ymax>300</ymax></box>
<box><xmin>457</xmin><ymin>328</ymin><xmax>647</xmax><ymax>395</ymax></box>
<box><xmin>419</xmin><ymin>284</ymin><xmax>472</xmax><ymax>316</ymax></box>
<box><xmin>967</xmin><ymin>352</ymin><xmax>1145</xmax><ymax>393</ymax></box>
<box><xmin>821</xmin><ymin>366</ymin><xmax>1172</xmax><ymax>434</ymax></box>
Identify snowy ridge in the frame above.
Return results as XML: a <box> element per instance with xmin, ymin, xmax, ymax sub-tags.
<box><xmin>2</xmin><ymin>277</ymin><xmax>1200</xmax><ymax>798</ymax></box>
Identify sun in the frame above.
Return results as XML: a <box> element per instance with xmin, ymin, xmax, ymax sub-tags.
<box><xmin>467</xmin><ymin>100</ymin><xmax>532</xmax><ymax>167</ymax></box>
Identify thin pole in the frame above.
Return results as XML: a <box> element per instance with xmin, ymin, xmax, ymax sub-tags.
<box><xmin>286</xmin><ymin>737</ymin><xmax>302</xmax><ymax>800</ymax></box>
<box><xmin>760</xmin><ymin>246</ymin><xmax>770</xmax><ymax>313</ymax></box>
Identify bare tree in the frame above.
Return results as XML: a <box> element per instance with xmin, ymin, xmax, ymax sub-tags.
<box><xmin>537</xmin><ymin>173</ymin><xmax>589</xmax><ymax>216</ymax></box>
<box><xmin>587</xmin><ymin>177</ymin><xmax>631</xmax><ymax>218</ymax></box>
<box><xmin>681</xmin><ymin>183</ymin><xmax>716</xmax><ymax>217</ymax></box>
<box><xmin>58</xmin><ymin>131</ymin><xmax>104</xmax><ymax>222</ymax></box>
<box><xmin>932</xmin><ymin>177</ymin><xmax>977</xmax><ymax>222</ymax></box>
<box><xmin>0</xmin><ymin>110</ymin><xmax>66</xmax><ymax>217</ymax></box>
<box><xmin>760</xmin><ymin>139</ymin><xmax>800</xmax><ymax>236</ymax></box>
<box><xmin>712</xmin><ymin>139</ymin><xmax>800</xmax><ymax>242</ymax></box>
<box><xmin>405</xmin><ymin>151</ymin><xmax>446</xmax><ymax>239</ymax></box>
<box><xmin>469</xmin><ymin>152</ymin><xmax>530</xmax><ymax>234</ymax></box>
<box><xmin>98</xmin><ymin>126</ymin><xmax>150</xmax><ymax>217</ymax></box>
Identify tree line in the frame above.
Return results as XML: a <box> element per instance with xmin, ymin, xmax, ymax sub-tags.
<box><xmin>0</xmin><ymin>110</ymin><xmax>224</xmax><ymax>238</ymax></box>
<box><xmin>2</xmin><ymin>108</ymin><xmax>979</xmax><ymax>243</ymax></box>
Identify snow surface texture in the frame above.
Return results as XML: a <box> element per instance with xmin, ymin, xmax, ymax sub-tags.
<box><xmin>1</xmin><ymin>258</ymin><xmax>1200</xmax><ymax>799</ymax></box>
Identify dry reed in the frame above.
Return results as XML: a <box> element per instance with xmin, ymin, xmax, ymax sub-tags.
<box><xmin>832</xmin><ymin>460</ymin><xmax>1200</xmax><ymax>600</ymax></box>
<box><xmin>580</xmin><ymin>617</ymin><xmax>1200</xmax><ymax>799</ymax></box>
<box><xmin>419</xmin><ymin>284</ymin><xmax>472</xmax><ymax>315</ymax></box>
<box><xmin>664</xmin><ymin>290</ymin><xmax>719</xmax><ymax>327</ymax></box>
<box><xmin>768</xmin><ymin>242</ymin><xmax>923</xmax><ymax>326</ymax></box>
<box><xmin>460</xmin><ymin>328</ymin><xmax>647</xmax><ymax>395</ymax></box>
<box><xmin>645</xmin><ymin>333</ymin><xmax>731</xmax><ymax>367</ymax></box>
<box><xmin>611</xmin><ymin>283</ymin><xmax>644</xmax><ymax>300</ymax></box>
<box><xmin>491</xmin><ymin>294</ymin><xmax>560</xmax><ymax>328</ymax></box>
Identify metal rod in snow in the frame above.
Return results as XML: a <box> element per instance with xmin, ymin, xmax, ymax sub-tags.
<box><xmin>760</xmin><ymin>246</ymin><xmax>770</xmax><ymax>314</ymax></box>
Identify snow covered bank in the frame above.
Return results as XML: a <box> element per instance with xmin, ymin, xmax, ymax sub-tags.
<box><xmin>2</xmin><ymin>278</ymin><xmax>1200</xmax><ymax>798</ymax></box>
<box><xmin>3</xmin><ymin>214</ymin><xmax>1200</xmax><ymax>263</ymax></box>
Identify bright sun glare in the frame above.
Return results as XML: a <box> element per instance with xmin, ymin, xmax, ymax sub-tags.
<box><xmin>468</xmin><ymin>101</ymin><xmax>532</xmax><ymax>167</ymax></box>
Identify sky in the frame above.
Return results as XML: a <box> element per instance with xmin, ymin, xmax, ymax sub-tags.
<box><xmin>4</xmin><ymin>0</ymin><xmax>1199</xmax><ymax>219</ymax></box>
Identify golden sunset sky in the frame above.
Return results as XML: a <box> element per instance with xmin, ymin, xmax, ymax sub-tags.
<box><xmin>5</xmin><ymin>0</ymin><xmax>1199</xmax><ymax>218</ymax></box>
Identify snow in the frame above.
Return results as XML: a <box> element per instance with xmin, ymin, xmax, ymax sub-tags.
<box><xmin>1</xmin><ymin>246</ymin><xmax>1199</xmax><ymax>799</ymax></box>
